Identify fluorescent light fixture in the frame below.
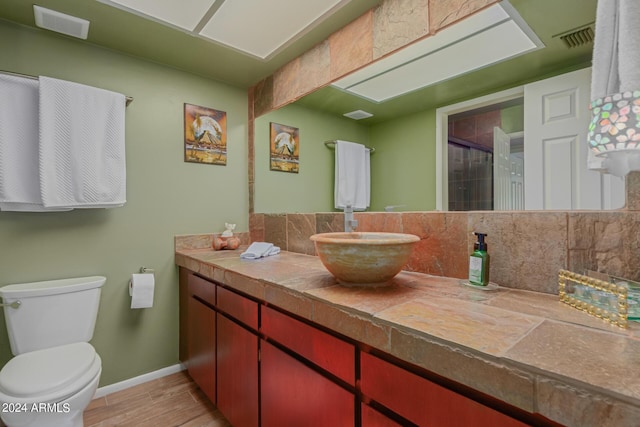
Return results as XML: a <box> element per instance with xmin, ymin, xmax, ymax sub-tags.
<box><xmin>199</xmin><ymin>0</ymin><xmax>349</xmax><ymax>59</ymax></box>
<box><xmin>332</xmin><ymin>1</ymin><xmax>543</xmax><ymax>103</ymax></box>
<box><xmin>96</xmin><ymin>0</ymin><xmax>218</xmax><ymax>31</ymax></box>
<box><xmin>96</xmin><ymin>0</ymin><xmax>350</xmax><ymax>60</ymax></box>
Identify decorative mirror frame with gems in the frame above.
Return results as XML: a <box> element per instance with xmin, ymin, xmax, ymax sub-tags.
<box><xmin>558</xmin><ymin>269</ymin><xmax>629</xmax><ymax>328</ymax></box>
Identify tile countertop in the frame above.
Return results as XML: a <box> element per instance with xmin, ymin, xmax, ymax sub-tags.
<box><xmin>175</xmin><ymin>247</ymin><xmax>640</xmax><ymax>427</ymax></box>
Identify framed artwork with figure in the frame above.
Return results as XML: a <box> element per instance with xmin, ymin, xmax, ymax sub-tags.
<box><xmin>269</xmin><ymin>122</ymin><xmax>299</xmax><ymax>173</ymax></box>
<box><xmin>184</xmin><ymin>103</ymin><xmax>227</xmax><ymax>165</ymax></box>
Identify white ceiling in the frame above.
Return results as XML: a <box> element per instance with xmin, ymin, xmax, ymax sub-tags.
<box><xmin>97</xmin><ymin>0</ymin><xmax>351</xmax><ymax>60</ymax></box>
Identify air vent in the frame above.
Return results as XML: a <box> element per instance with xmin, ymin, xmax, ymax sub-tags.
<box><xmin>343</xmin><ymin>110</ymin><xmax>373</xmax><ymax>120</ymax></box>
<box><xmin>554</xmin><ymin>24</ymin><xmax>594</xmax><ymax>49</ymax></box>
<box><xmin>34</xmin><ymin>5</ymin><xmax>90</xmax><ymax>40</ymax></box>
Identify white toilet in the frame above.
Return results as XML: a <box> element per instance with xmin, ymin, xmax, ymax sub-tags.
<box><xmin>0</xmin><ymin>276</ymin><xmax>105</xmax><ymax>427</ymax></box>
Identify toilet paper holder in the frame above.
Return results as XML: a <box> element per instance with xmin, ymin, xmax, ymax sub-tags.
<box><xmin>139</xmin><ymin>267</ymin><xmax>154</xmax><ymax>274</ymax></box>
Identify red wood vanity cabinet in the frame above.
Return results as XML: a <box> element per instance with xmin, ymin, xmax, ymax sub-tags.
<box><xmin>216</xmin><ymin>286</ymin><xmax>259</xmax><ymax>427</ymax></box>
<box><xmin>360</xmin><ymin>352</ymin><xmax>528</xmax><ymax>427</ymax></box>
<box><xmin>182</xmin><ymin>272</ymin><xmax>216</xmax><ymax>403</ymax></box>
<box><xmin>179</xmin><ymin>267</ymin><xmax>553</xmax><ymax>427</ymax></box>
<box><xmin>179</xmin><ymin>270</ymin><xmax>259</xmax><ymax>427</ymax></box>
<box><xmin>261</xmin><ymin>305</ymin><xmax>355</xmax><ymax>427</ymax></box>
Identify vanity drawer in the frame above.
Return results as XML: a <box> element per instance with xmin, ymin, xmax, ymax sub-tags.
<box><xmin>188</xmin><ymin>274</ymin><xmax>215</xmax><ymax>307</ymax></box>
<box><xmin>262</xmin><ymin>305</ymin><xmax>355</xmax><ymax>385</ymax></box>
<box><xmin>217</xmin><ymin>286</ymin><xmax>259</xmax><ymax>330</ymax></box>
<box><xmin>360</xmin><ymin>352</ymin><xmax>527</xmax><ymax>427</ymax></box>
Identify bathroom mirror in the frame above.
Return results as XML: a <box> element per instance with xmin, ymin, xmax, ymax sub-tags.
<box><xmin>253</xmin><ymin>0</ymin><xmax>623</xmax><ymax>213</ymax></box>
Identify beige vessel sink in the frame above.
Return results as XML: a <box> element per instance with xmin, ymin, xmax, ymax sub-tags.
<box><xmin>310</xmin><ymin>232</ymin><xmax>420</xmax><ymax>286</ymax></box>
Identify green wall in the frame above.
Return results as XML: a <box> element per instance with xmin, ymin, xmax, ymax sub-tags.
<box><xmin>501</xmin><ymin>103</ymin><xmax>525</xmax><ymax>134</ymax></box>
<box><xmin>255</xmin><ymin>104</ymin><xmax>369</xmax><ymax>213</ymax></box>
<box><xmin>369</xmin><ymin>109</ymin><xmax>437</xmax><ymax>211</ymax></box>
<box><xmin>0</xmin><ymin>21</ymin><xmax>248</xmax><ymax>386</ymax></box>
<box><xmin>254</xmin><ymin>104</ymin><xmax>436</xmax><ymax>213</ymax></box>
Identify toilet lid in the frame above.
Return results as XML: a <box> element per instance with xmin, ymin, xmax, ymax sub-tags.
<box><xmin>0</xmin><ymin>342</ymin><xmax>99</xmax><ymax>398</ymax></box>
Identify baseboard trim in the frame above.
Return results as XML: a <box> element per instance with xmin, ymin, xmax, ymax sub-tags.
<box><xmin>94</xmin><ymin>363</ymin><xmax>186</xmax><ymax>398</ymax></box>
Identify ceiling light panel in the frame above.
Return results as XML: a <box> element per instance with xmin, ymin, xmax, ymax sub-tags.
<box><xmin>347</xmin><ymin>20</ymin><xmax>538</xmax><ymax>102</ymax></box>
<box><xmin>199</xmin><ymin>0</ymin><xmax>348</xmax><ymax>59</ymax></box>
<box><xmin>332</xmin><ymin>1</ymin><xmax>543</xmax><ymax>103</ymax></box>
<box><xmin>333</xmin><ymin>4</ymin><xmax>510</xmax><ymax>90</ymax></box>
<box><xmin>98</xmin><ymin>0</ymin><xmax>218</xmax><ymax>31</ymax></box>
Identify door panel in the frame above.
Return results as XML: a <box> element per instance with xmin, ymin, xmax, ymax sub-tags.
<box><xmin>524</xmin><ymin>67</ymin><xmax>625</xmax><ymax>209</ymax></box>
<box><xmin>493</xmin><ymin>126</ymin><xmax>511</xmax><ymax>210</ymax></box>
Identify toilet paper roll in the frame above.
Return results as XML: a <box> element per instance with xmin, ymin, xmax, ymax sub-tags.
<box><xmin>129</xmin><ymin>273</ymin><xmax>154</xmax><ymax>309</ymax></box>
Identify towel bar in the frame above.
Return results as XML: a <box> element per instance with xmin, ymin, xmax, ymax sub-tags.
<box><xmin>325</xmin><ymin>140</ymin><xmax>375</xmax><ymax>153</ymax></box>
<box><xmin>1</xmin><ymin>70</ymin><xmax>134</xmax><ymax>106</ymax></box>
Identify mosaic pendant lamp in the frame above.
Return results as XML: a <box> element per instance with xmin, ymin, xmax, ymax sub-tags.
<box><xmin>588</xmin><ymin>0</ymin><xmax>640</xmax><ymax>177</ymax></box>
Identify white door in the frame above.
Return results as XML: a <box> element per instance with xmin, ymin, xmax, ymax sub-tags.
<box><xmin>510</xmin><ymin>153</ymin><xmax>524</xmax><ymax>210</ymax></box>
<box><xmin>493</xmin><ymin>127</ymin><xmax>511</xmax><ymax>210</ymax></box>
<box><xmin>524</xmin><ymin>67</ymin><xmax>625</xmax><ymax>210</ymax></box>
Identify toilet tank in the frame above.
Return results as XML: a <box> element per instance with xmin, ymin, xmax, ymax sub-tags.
<box><xmin>0</xmin><ymin>276</ymin><xmax>106</xmax><ymax>355</ymax></box>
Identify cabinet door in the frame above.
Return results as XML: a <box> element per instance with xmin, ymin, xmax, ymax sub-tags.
<box><xmin>361</xmin><ymin>352</ymin><xmax>527</xmax><ymax>427</ymax></box>
<box><xmin>262</xmin><ymin>306</ymin><xmax>355</xmax><ymax>385</ymax></box>
<box><xmin>178</xmin><ymin>268</ymin><xmax>189</xmax><ymax>363</ymax></box>
<box><xmin>217</xmin><ymin>314</ymin><xmax>259</xmax><ymax>427</ymax></box>
<box><xmin>261</xmin><ymin>341</ymin><xmax>354</xmax><ymax>427</ymax></box>
<box><xmin>187</xmin><ymin>296</ymin><xmax>216</xmax><ymax>403</ymax></box>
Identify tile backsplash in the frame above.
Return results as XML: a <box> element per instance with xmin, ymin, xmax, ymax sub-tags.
<box><xmin>250</xmin><ymin>209</ymin><xmax>640</xmax><ymax>295</ymax></box>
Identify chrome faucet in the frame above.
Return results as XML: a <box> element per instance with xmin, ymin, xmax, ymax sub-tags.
<box><xmin>344</xmin><ymin>205</ymin><xmax>358</xmax><ymax>232</ymax></box>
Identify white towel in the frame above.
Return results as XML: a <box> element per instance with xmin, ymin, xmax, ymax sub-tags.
<box><xmin>39</xmin><ymin>76</ymin><xmax>126</xmax><ymax>208</ymax></box>
<box><xmin>588</xmin><ymin>0</ymin><xmax>640</xmax><ymax>176</ymax></box>
<box><xmin>0</xmin><ymin>75</ymin><xmax>68</xmax><ymax>211</ymax></box>
<box><xmin>334</xmin><ymin>140</ymin><xmax>370</xmax><ymax>211</ymax></box>
<box><xmin>240</xmin><ymin>242</ymin><xmax>280</xmax><ymax>259</ymax></box>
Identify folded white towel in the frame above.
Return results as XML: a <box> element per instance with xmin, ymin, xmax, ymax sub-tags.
<box><xmin>334</xmin><ymin>140</ymin><xmax>370</xmax><ymax>211</ymax></box>
<box><xmin>38</xmin><ymin>76</ymin><xmax>126</xmax><ymax>208</ymax></box>
<box><xmin>268</xmin><ymin>246</ymin><xmax>281</xmax><ymax>256</ymax></box>
<box><xmin>0</xmin><ymin>75</ymin><xmax>68</xmax><ymax>212</ymax></box>
<box><xmin>240</xmin><ymin>242</ymin><xmax>280</xmax><ymax>259</ymax></box>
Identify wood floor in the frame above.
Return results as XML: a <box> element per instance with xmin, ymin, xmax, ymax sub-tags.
<box><xmin>1</xmin><ymin>370</ymin><xmax>230</xmax><ymax>427</ymax></box>
<box><xmin>83</xmin><ymin>371</ymin><xmax>231</xmax><ymax>427</ymax></box>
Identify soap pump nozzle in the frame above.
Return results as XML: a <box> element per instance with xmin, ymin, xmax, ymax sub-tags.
<box><xmin>473</xmin><ymin>232</ymin><xmax>488</xmax><ymax>251</ymax></box>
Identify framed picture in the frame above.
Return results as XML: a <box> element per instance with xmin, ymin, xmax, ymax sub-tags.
<box><xmin>184</xmin><ymin>103</ymin><xmax>227</xmax><ymax>165</ymax></box>
<box><xmin>269</xmin><ymin>122</ymin><xmax>299</xmax><ymax>173</ymax></box>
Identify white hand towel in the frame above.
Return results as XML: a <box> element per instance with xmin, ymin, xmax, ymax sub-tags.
<box><xmin>0</xmin><ymin>75</ymin><xmax>69</xmax><ymax>211</ymax></box>
<box><xmin>334</xmin><ymin>140</ymin><xmax>370</xmax><ymax>211</ymax></box>
<box><xmin>241</xmin><ymin>242</ymin><xmax>275</xmax><ymax>259</ymax></box>
<box><xmin>39</xmin><ymin>76</ymin><xmax>126</xmax><ymax>208</ymax></box>
<box><xmin>267</xmin><ymin>246</ymin><xmax>281</xmax><ymax>256</ymax></box>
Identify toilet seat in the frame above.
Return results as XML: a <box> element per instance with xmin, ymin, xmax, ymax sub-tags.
<box><xmin>0</xmin><ymin>342</ymin><xmax>101</xmax><ymax>403</ymax></box>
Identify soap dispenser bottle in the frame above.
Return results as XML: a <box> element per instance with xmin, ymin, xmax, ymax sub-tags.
<box><xmin>469</xmin><ymin>232</ymin><xmax>490</xmax><ymax>286</ymax></box>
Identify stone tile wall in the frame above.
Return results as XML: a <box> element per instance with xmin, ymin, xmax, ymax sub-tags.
<box><xmin>250</xmin><ymin>209</ymin><xmax>640</xmax><ymax>295</ymax></box>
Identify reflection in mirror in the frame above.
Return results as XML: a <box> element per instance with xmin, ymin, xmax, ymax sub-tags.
<box><xmin>254</xmin><ymin>0</ymin><xmax>604</xmax><ymax>213</ymax></box>
<box><xmin>447</xmin><ymin>98</ymin><xmax>524</xmax><ymax>211</ymax></box>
